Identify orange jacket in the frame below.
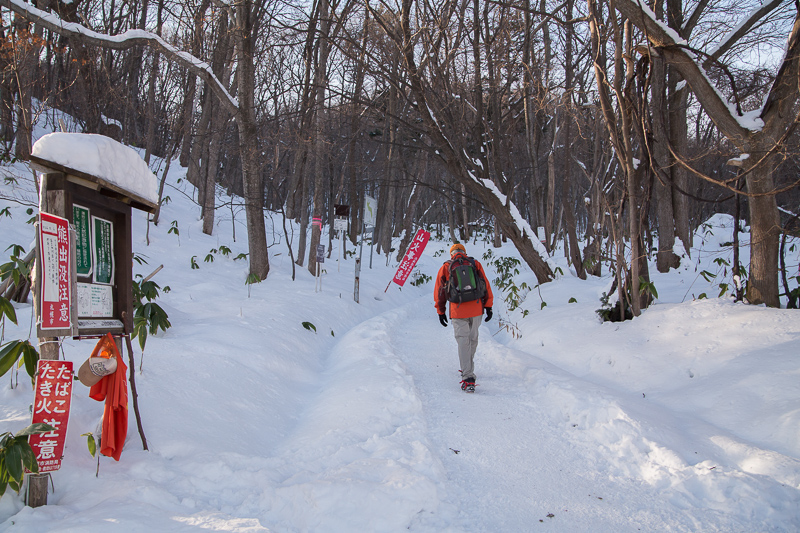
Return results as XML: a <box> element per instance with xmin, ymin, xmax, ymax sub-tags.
<box><xmin>434</xmin><ymin>253</ymin><xmax>494</xmax><ymax>319</ymax></box>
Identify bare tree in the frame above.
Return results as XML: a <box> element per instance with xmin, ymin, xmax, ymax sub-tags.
<box><xmin>3</xmin><ymin>0</ymin><xmax>272</xmax><ymax>280</ymax></box>
<box><xmin>612</xmin><ymin>0</ymin><xmax>800</xmax><ymax>307</ymax></box>
<box><xmin>367</xmin><ymin>0</ymin><xmax>554</xmax><ymax>283</ymax></box>
<box><xmin>588</xmin><ymin>0</ymin><xmax>649</xmax><ymax>316</ymax></box>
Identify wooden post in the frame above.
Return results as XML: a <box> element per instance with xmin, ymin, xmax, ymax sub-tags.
<box><xmin>27</xmin><ymin>334</ymin><xmax>58</xmax><ymax>507</ymax></box>
<box><xmin>28</xmin><ymin>173</ymin><xmax>64</xmax><ymax>507</ymax></box>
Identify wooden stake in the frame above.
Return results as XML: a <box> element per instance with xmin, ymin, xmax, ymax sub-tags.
<box><xmin>122</xmin><ymin>312</ymin><xmax>148</xmax><ymax>451</ymax></box>
<box><xmin>141</xmin><ymin>265</ymin><xmax>163</xmax><ymax>284</ymax></box>
<box><xmin>26</xmin><ymin>474</ymin><xmax>49</xmax><ymax>507</ymax></box>
<box><xmin>27</xmin><ymin>174</ymin><xmax>62</xmax><ymax>507</ymax></box>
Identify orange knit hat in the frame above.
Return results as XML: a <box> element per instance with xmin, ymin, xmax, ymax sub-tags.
<box><xmin>449</xmin><ymin>243</ymin><xmax>466</xmax><ymax>255</ymax></box>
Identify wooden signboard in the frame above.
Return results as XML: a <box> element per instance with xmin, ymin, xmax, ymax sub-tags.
<box><xmin>31</xmin><ymin>156</ymin><xmax>156</xmax><ymax>338</ymax></box>
<box><xmin>27</xmin><ymin>135</ymin><xmax>156</xmax><ymax>507</ymax></box>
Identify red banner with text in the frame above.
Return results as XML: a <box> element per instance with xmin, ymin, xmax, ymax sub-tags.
<box><xmin>392</xmin><ymin>229</ymin><xmax>430</xmax><ymax>287</ymax></box>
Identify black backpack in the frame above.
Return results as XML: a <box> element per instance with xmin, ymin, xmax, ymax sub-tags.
<box><xmin>446</xmin><ymin>256</ymin><xmax>487</xmax><ymax>304</ymax></box>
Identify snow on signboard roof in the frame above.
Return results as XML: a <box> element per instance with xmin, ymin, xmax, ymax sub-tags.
<box><xmin>32</xmin><ymin>132</ymin><xmax>158</xmax><ymax>208</ymax></box>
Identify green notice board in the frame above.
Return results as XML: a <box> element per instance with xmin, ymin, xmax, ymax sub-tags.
<box><xmin>92</xmin><ymin>215</ymin><xmax>114</xmax><ymax>285</ymax></box>
<box><xmin>73</xmin><ymin>204</ymin><xmax>91</xmax><ymax>277</ymax></box>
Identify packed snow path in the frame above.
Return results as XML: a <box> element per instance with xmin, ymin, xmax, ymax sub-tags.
<box><xmin>391</xmin><ymin>303</ymin><xmax>626</xmax><ymax>531</ymax></box>
<box><xmin>265</xmin><ymin>297</ymin><xmax>799</xmax><ymax>532</ymax></box>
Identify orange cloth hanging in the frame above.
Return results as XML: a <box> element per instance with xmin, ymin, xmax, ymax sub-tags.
<box><xmin>89</xmin><ymin>333</ymin><xmax>128</xmax><ymax>461</ymax></box>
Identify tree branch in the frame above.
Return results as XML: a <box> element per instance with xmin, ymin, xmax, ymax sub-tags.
<box><xmin>0</xmin><ymin>0</ymin><xmax>240</xmax><ymax>116</ymax></box>
<box><xmin>703</xmin><ymin>0</ymin><xmax>787</xmax><ymax>68</ymax></box>
<box><xmin>613</xmin><ymin>0</ymin><xmax>753</xmax><ymax>147</ymax></box>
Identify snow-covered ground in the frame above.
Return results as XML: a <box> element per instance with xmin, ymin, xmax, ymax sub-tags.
<box><xmin>1</xmin><ymin>143</ymin><xmax>799</xmax><ymax>532</ymax></box>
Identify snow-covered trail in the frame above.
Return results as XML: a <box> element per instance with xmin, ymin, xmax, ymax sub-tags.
<box><xmin>388</xmin><ymin>300</ymin><xmax>672</xmax><ymax>532</ymax></box>
<box><xmin>368</xmin><ymin>296</ymin><xmax>798</xmax><ymax>532</ymax></box>
<box><xmin>3</xmin><ymin>140</ymin><xmax>799</xmax><ymax>532</ymax></box>
<box><xmin>392</xmin><ymin>303</ymin><xmax>611</xmax><ymax>532</ymax></box>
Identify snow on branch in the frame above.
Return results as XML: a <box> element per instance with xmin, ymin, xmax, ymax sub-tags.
<box><xmin>613</xmin><ymin>0</ymin><xmax>768</xmax><ymax>143</ymax></box>
<box><xmin>1</xmin><ymin>0</ymin><xmax>239</xmax><ymax>114</ymax></box>
<box><xmin>705</xmin><ymin>0</ymin><xmax>787</xmax><ymax>67</ymax></box>
<box><xmin>464</xmin><ymin>169</ymin><xmax>551</xmax><ymax>261</ymax></box>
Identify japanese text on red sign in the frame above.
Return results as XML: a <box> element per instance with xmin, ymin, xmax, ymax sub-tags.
<box><xmin>392</xmin><ymin>229</ymin><xmax>430</xmax><ymax>286</ymax></box>
<box><xmin>29</xmin><ymin>360</ymin><xmax>74</xmax><ymax>473</ymax></box>
<box><xmin>39</xmin><ymin>213</ymin><xmax>72</xmax><ymax>330</ymax></box>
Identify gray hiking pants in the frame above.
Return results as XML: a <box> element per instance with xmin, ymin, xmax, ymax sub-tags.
<box><xmin>452</xmin><ymin>316</ymin><xmax>481</xmax><ymax>381</ymax></box>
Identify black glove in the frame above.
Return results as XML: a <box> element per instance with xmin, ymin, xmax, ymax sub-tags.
<box><xmin>484</xmin><ymin>307</ymin><xmax>493</xmax><ymax>322</ymax></box>
<box><xmin>438</xmin><ymin>314</ymin><xmax>448</xmax><ymax>327</ymax></box>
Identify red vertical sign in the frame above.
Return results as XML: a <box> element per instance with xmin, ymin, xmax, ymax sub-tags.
<box><xmin>29</xmin><ymin>360</ymin><xmax>74</xmax><ymax>473</ymax></box>
<box><xmin>38</xmin><ymin>212</ymin><xmax>72</xmax><ymax>330</ymax></box>
<box><xmin>392</xmin><ymin>229</ymin><xmax>430</xmax><ymax>286</ymax></box>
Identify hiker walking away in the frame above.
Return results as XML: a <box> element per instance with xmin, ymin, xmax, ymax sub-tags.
<box><xmin>434</xmin><ymin>243</ymin><xmax>494</xmax><ymax>393</ymax></box>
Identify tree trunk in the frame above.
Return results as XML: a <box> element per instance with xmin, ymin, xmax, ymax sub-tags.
<box><xmin>586</xmin><ymin>110</ymin><xmax>609</xmax><ymax>277</ymax></box>
<box><xmin>234</xmin><ymin>0</ymin><xmax>269</xmax><ymax>280</ymax></box>
<box><xmin>307</xmin><ymin>0</ymin><xmax>331</xmax><ymax>276</ymax></box>
<box><xmin>202</xmin><ymin>102</ymin><xmax>229</xmax><ymax>236</ymax></box>
<box><xmin>179</xmin><ymin>72</ymin><xmax>196</xmax><ymax>168</ymax></box>
<box><xmin>13</xmin><ymin>13</ymin><xmax>35</xmax><ymax>160</ymax></box>
<box><xmin>347</xmin><ymin>9</ymin><xmax>369</xmax><ymax>247</ymax></box>
<box><xmin>590</xmin><ymin>0</ymin><xmax>642</xmax><ymax>316</ymax></box>
<box><xmin>202</xmin><ymin>10</ymin><xmax>233</xmax><ymax>236</ymax></box>
<box><xmin>561</xmin><ymin>0</ymin><xmax>585</xmax><ymax>279</ymax></box>
<box><xmin>187</xmin><ymin>86</ymin><xmax>212</xmax><ymax>191</ymax></box>
<box><xmin>668</xmin><ymin>82</ymin><xmax>692</xmax><ymax>254</ymax></box>
<box><xmin>179</xmin><ymin>0</ymin><xmax>210</xmax><ymax>167</ymax></box>
<box><xmin>546</xmin><ymin>146</ymin><xmax>556</xmax><ymax>252</ymax></box>
<box><xmin>294</xmin><ymin>148</ymin><xmax>310</xmax><ymax>266</ymax></box>
<box><xmin>459</xmin><ymin>183</ymin><xmax>469</xmax><ymax>242</ymax></box>
<box><xmin>143</xmin><ymin>0</ymin><xmax>165</xmax><ymax>166</ymax></box>
<box><xmin>666</xmin><ymin>0</ymin><xmax>692</xmax><ymax>255</ymax></box>
<box><xmin>650</xmin><ymin>19</ymin><xmax>680</xmax><ymax>273</ymax></box>
<box><xmin>744</xmin><ymin>155</ymin><xmax>780</xmax><ymax>307</ymax></box>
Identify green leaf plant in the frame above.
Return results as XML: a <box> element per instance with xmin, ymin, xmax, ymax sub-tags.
<box><xmin>0</xmin><ymin>244</ymin><xmax>31</xmax><ymax>291</ymax></box>
<box><xmin>0</xmin><ymin>423</ymin><xmax>54</xmax><ymax>499</ymax></box>
<box><xmin>0</xmin><ymin>291</ymin><xmax>39</xmax><ymax>388</ymax></box>
<box><xmin>131</xmin><ymin>275</ymin><xmax>172</xmax><ymax>363</ymax></box>
<box><xmin>80</xmin><ymin>432</ymin><xmax>101</xmax><ymax>476</ymax></box>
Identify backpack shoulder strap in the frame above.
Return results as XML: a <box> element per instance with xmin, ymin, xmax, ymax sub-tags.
<box><xmin>469</xmin><ymin>257</ymin><xmax>488</xmax><ymax>284</ymax></box>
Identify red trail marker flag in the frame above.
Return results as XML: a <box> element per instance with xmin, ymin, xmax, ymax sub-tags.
<box><xmin>391</xmin><ymin>229</ymin><xmax>431</xmax><ymax>288</ymax></box>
